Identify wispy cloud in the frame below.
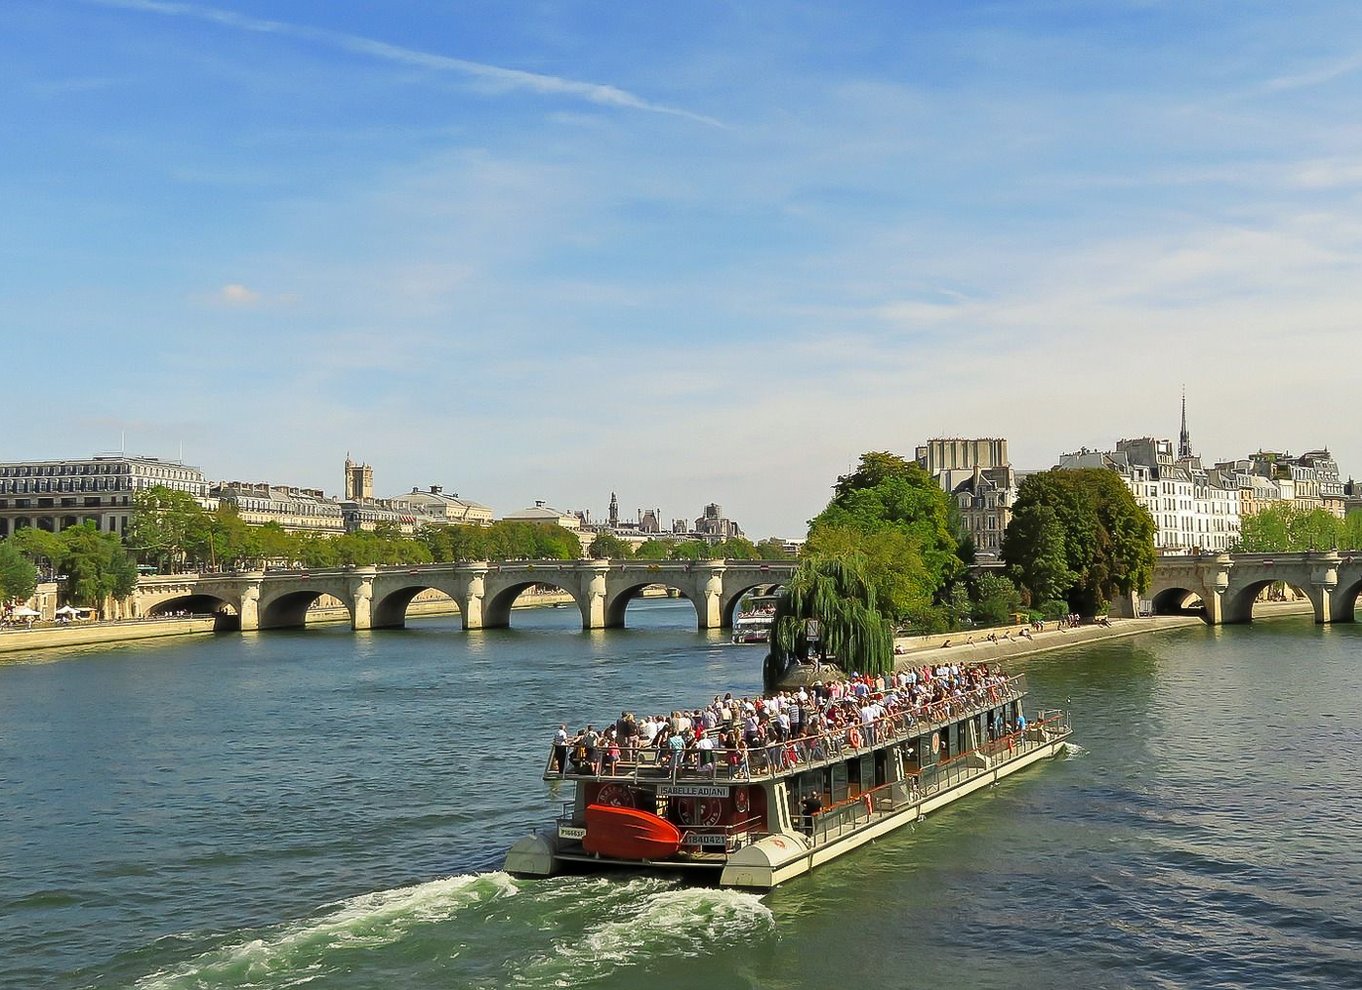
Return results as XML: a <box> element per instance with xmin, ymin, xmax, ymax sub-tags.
<box><xmin>83</xmin><ymin>0</ymin><xmax>724</xmax><ymax>127</ymax></box>
<box><xmin>1258</xmin><ymin>50</ymin><xmax>1362</xmax><ymax>95</ymax></box>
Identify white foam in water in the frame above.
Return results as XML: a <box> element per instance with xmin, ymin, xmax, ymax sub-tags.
<box><xmin>510</xmin><ymin>883</ymin><xmax>775</xmax><ymax>987</ymax></box>
<box><xmin>1064</xmin><ymin>742</ymin><xmax>1088</xmax><ymax>760</ymax></box>
<box><xmin>134</xmin><ymin>872</ymin><xmax>519</xmax><ymax>989</ymax></box>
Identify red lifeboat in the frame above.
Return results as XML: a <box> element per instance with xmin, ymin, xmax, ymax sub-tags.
<box><xmin>582</xmin><ymin>804</ymin><xmax>682</xmax><ymax>860</ymax></box>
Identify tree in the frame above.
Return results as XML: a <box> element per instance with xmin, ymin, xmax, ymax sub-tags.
<box><xmin>971</xmin><ymin>573</ymin><xmax>1023</xmax><ymax>627</ymax></box>
<box><xmin>709</xmin><ymin>537</ymin><xmax>760</xmax><ymax>560</ymax></box>
<box><xmin>11</xmin><ymin>527</ymin><xmax>63</xmax><ymax>576</ymax></box>
<box><xmin>633</xmin><ymin>539</ymin><xmax>675</xmax><ymax>560</ymax></box>
<box><xmin>0</xmin><ymin>540</ymin><xmax>38</xmax><ymax>603</ymax></box>
<box><xmin>55</xmin><ymin>523</ymin><xmax>137</xmax><ymax>614</ymax></box>
<box><xmin>128</xmin><ymin>486</ymin><xmax>211</xmax><ymax>571</ymax></box>
<box><xmin>666</xmin><ymin>540</ymin><xmax>713</xmax><ymax>561</ymax></box>
<box><xmin>766</xmin><ymin>555</ymin><xmax>895</xmax><ymax>682</ymax></box>
<box><xmin>1237</xmin><ymin>503</ymin><xmax>1344</xmax><ymax>552</ymax></box>
<box><xmin>807</xmin><ymin>451</ymin><xmax>963</xmax><ymax>626</ymax></box>
<box><xmin>1002</xmin><ymin>469</ymin><xmax>1155</xmax><ymax>615</ymax></box>
<box><xmin>754</xmin><ymin>538</ymin><xmax>794</xmax><ymax>560</ymax></box>
<box><xmin>204</xmin><ymin>504</ymin><xmax>258</xmax><ymax>570</ymax></box>
<box><xmin>588</xmin><ymin>531</ymin><xmax>633</xmax><ymax>559</ymax></box>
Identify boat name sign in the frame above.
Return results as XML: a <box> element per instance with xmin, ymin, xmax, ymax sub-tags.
<box><xmin>558</xmin><ymin>824</ymin><xmax>587</xmax><ymax>840</ymax></box>
<box><xmin>658</xmin><ymin>784</ymin><xmax>729</xmax><ymax>798</ymax></box>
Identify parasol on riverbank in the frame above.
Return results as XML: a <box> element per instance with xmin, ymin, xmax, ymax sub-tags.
<box><xmin>8</xmin><ymin>606</ymin><xmax>41</xmax><ymax>618</ymax></box>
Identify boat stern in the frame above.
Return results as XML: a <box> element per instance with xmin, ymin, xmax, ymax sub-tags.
<box><xmin>504</xmin><ymin>830</ymin><xmax>559</xmax><ymax>878</ymax></box>
<box><xmin>718</xmin><ymin>832</ymin><xmax>810</xmax><ymax>889</ymax></box>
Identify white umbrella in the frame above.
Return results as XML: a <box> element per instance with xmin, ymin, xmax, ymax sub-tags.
<box><xmin>9</xmin><ymin>606</ymin><xmax>41</xmax><ymax>617</ymax></box>
<box><xmin>55</xmin><ymin>605</ymin><xmax>80</xmax><ymax>617</ymax></box>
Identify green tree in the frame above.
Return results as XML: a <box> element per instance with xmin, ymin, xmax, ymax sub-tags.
<box><xmin>128</xmin><ymin>486</ymin><xmax>211</xmax><ymax>571</ymax></box>
<box><xmin>1002</xmin><ymin>469</ymin><xmax>1154</xmax><ymax>615</ymax></box>
<box><xmin>807</xmin><ymin>451</ymin><xmax>963</xmax><ymax>626</ymax></box>
<box><xmin>0</xmin><ymin>540</ymin><xmax>38</xmax><ymax>603</ymax></box>
<box><xmin>55</xmin><ymin>523</ymin><xmax>137</xmax><ymax>614</ymax></box>
<box><xmin>709</xmin><ymin>536</ymin><xmax>760</xmax><ymax>560</ymax></box>
<box><xmin>11</xmin><ymin>527</ymin><xmax>64</xmax><ymax>575</ymax></box>
<box><xmin>633</xmin><ymin>538</ymin><xmax>675</xmax><ymax>560</ymax></box>
<box><xmin>204</xmin><ymin>504</ymin><xmax>258</xmax><ymax>570</ymax></box>
<box><xmin>767</xmin><ymin>555</ymin><xmax>895</xmax><ymax>683</ymax></box>
<box><xmin>667</xmin><ymin>540</ymin><xmax>713</xmax><ymax>561</ymax></box>
<box><xmin>1237</xmin><ymin>504</ymin><xmax>1345</xmax><ymax>552</ymax></box>
<box><xmin>971</xmin><ymin>573</ymin><xmax>1022</xmax><ymax>627</ymax></box>
<box><xmin>754</xmin><ymin>537</ymin><xmax>794</xmax><ymax>560</ymax></box>
<box><xmin>587</xmin><ymin>531</ymin><xmax>633</xmax><ymax>559</ymax></box>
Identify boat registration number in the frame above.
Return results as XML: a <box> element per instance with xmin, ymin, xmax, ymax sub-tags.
<box><xmin>558</xmin><ymin>824</ymin><xmax>587</xmax><ymax>841</ymax></box>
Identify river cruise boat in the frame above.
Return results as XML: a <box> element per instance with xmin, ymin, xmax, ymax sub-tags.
<box><xmin>505</xmin><ymin>670</ymin><xmax>1070</xmax><ymax>889</ymax></box>
<box><xmin>730</xmin><ymin>594</ymin><xmax>779</xmax><ymax>644</ymax></box>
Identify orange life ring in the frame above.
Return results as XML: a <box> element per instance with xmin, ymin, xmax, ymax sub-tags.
<box><xmin>848</xmin><ymin>726</ymin><xmax>863</xmax><ymax>748</ymax></box>
<box><xmin>931</xmin><ymin>732</ymin><xmax>941</xmax><ymax>755</ymax></box>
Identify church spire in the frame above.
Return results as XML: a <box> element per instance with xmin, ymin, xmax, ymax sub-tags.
<box><xmin>1178</xmin><ymin>386</ymin><xmax>1192</xmax><ymax>460</ymax></box>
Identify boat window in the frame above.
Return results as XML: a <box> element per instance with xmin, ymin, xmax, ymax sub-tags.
<box><xmin>830</xmin><ymin>761</ymin><xmax>848</xmax><ymax>803</ymax></box>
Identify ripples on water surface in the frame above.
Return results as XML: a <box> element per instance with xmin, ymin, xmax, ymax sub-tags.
<box><xmin>2</xmin><ymin>603</ymin><xmax>1360</xmax><ymax>989</ymax></box>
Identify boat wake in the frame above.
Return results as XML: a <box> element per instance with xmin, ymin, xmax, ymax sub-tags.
<box><xmin>509</xmin><ymin>876</ymin><xmax>774</xmax><ymax>986</ymax></box>
<box><xmin>1064</xmin><ymin>743</ymin><xmax>1089</xmax><ymax>761</ymax></box>
<box><xmin>130</xmin><ymin>873</ymin><xmax>773</xmax><ymax>990</ymax></box>
<box><xmin>133</xmin><ymin>873</ymin><xmax>519</xmax><ymax>989</ymax></box>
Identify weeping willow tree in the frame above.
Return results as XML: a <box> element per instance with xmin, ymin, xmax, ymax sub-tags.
<box><xmin>765</xmin><ymin>555</ymin><xmax>895</xmax><ymax>685</ymax></box>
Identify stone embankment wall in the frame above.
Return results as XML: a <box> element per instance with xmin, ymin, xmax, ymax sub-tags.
<box><xmin>0</xmin><ymin>617</ymin><xmax>219</xmax><ymax>655</ymax></box>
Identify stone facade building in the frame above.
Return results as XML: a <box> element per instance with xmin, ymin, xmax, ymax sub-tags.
<box><xmin>915</xmin><ymin>438</ymin><xmax>1017</xmax><ymax>555</ymax></box>
<box><xmin>0</xmin><ymin>454</ymin><xmax>210</xmax><ymax>539</ymax></box>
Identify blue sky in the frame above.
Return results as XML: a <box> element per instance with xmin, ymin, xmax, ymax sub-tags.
<box><xmin>3</xmin><ymin>1</ymin><xmax>1361</xmax><ymax>537</ymax></box>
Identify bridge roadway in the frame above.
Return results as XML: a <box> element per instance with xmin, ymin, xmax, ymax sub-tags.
<box><xmin>132</xmin><ymin>559</ymin><xmax>798</xmax><ymax>632</ymax></box>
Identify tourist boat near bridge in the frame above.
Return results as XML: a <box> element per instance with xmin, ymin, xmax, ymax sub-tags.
<box><xmin>730</xmin><ymin>593</ymin><xmax>778</xmax><ymax>644</ymax></box>
<box><xmin>505</xmin><ymin>668</ymin><xmax>1071</xmax><ymax>889</ymax></box>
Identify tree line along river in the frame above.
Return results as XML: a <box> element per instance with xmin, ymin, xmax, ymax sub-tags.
<box><xmin>1</xmin><ymin>598</ymin><xmax>1358</xmax><ymax>990</ymax></box>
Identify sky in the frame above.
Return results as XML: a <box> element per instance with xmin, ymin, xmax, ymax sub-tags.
<box><xmin>3</xmin><ymin>1</ymin><xmax>1361</xmax><ymax>538</ymax></box>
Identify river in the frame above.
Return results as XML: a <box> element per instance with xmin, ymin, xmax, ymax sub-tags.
<box><xmin>1</xmin><ymin>600</ymin><xmax>1359</xmax><ymax>989</ymax></box>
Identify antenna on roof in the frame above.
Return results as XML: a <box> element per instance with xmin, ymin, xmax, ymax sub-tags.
<box><xmin>120</xmin><ymin>430</ymin><xmax>126</xmax><ymax>455</ymax></box>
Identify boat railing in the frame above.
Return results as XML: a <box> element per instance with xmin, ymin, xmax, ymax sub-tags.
<box><xmin>544</xmin><ymin>674</ymin><xmax>1029</xmax><ymax>784</ymax></box>
<box><xmin>802</xmin><ymin>707</ymin><xmax>1071</xmax><ymax>845</ymax></box>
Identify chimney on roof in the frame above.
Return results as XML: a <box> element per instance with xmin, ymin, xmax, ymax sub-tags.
<box><xmin>430</xmin><ymin>485</ymin><xmax>442</xmax><ymax>495</ymax></box>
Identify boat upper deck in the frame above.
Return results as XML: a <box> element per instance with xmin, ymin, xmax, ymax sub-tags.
<box><xmin>546</xmin><ymin>665</ymin><xmax>1030</xmax><ymax>786</ymax></box>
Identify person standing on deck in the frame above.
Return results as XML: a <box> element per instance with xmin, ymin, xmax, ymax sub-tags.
<box><xmin>551</xmin><ymin>724</ymin><xmax>569</xmax><ymax>775</ymax></box>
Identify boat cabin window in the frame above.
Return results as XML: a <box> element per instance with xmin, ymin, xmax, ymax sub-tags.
<box><xmin>830</xmin><ymin>761</ymin><xmax>849</xmax><ymax>804</ymax></box>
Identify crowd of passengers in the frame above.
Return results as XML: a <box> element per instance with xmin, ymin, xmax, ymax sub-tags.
<box><xmin>550</xmin><ymin>662</ymin><xmax>1024</xmax><ymax>778</ymax></box>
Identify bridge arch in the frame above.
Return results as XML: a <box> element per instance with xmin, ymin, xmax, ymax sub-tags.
<box><xmin>720</xmin><ymin>582</ymin><xmax>786</xmax><ymax>629</ymax></box>
<box><xmin>1149</xmin><ymin>586</ymin><xmax>1208</xmax><ymax>620</ymax></box>
<box><xmin>482</xmin><ymin>580</ymin><xmax>587</xmax><ymax>629</ymax></box>
<box><xmin>369</xmin><ymin>585</ymin><xmax>461</xmax><ymax>629</ymax></box>
<box><xmin>257</xmin><ymin>588</ymin><xmax>353</xmax><ymax>631</ymax></box>
<box><xmin>1221</xmin><ymin>578</ymin><xmax>1317</xmax><ymax>624</ymax></box>
<box><xmin>1331</xmin><ymin>575</ymin><xmax>1362</xmax><ymax>623</ymax></box>
<box><xmin>144</xmin><ymin>594</ymin><xmax>242</xmax><ymax>630</ymax></box>
<box><xmin>602</xmin><ymin>582</ymin><xmax>697</xmax><ymax>629</ymax></box>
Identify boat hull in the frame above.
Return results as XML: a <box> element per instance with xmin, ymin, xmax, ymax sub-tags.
<box><xmin>719</xmin><ymin>733</ymin><xmax>1069</xmax><ymax>888</ymax></box>
<box><xmin>582</xmin><ymin>804</ymin><xmax>683</xmax><ymax>860</ymax></box>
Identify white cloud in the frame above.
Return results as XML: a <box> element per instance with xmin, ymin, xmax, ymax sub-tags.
<box><xmin>214</xmin><ymin>283</ymin><xmax>261</xmax><ymax>306</ymax></box>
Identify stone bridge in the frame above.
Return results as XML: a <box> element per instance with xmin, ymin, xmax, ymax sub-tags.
<box><xmin>1112</xmin><ymin>550</ymin><xmax>1362</xmax><ymax>625</ymax></box>
<box><xmin>130</xmin><ymin>559</ymin><xmax>797</xmax><ymax>633</ymax></box>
